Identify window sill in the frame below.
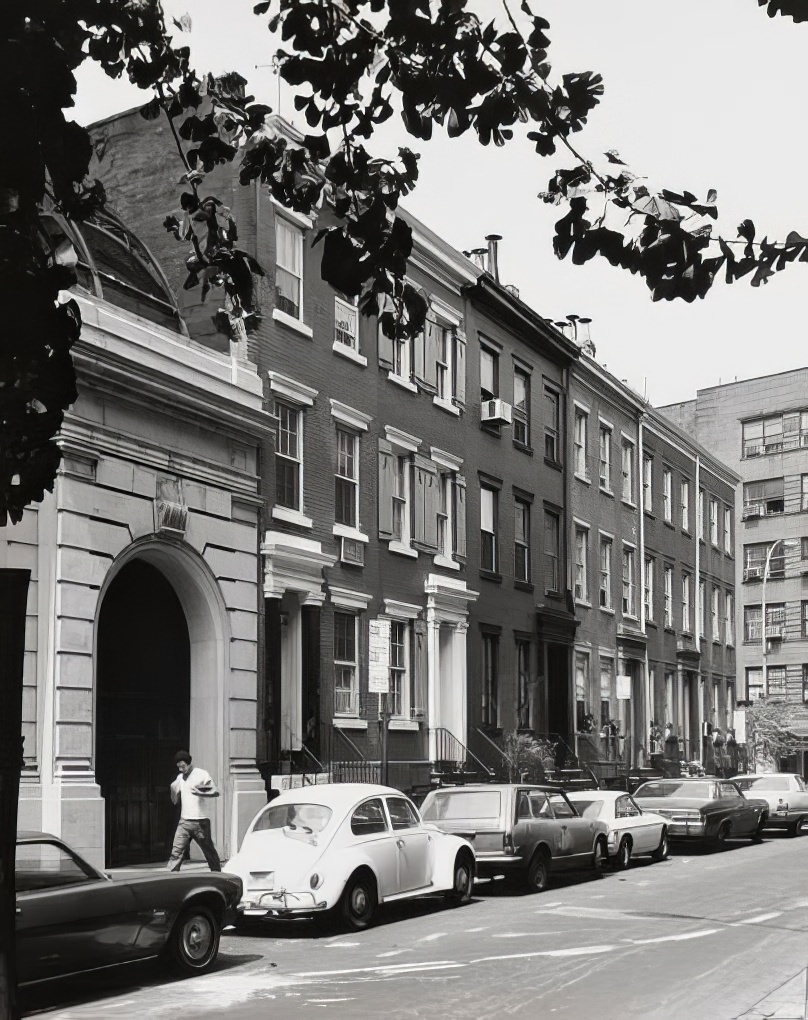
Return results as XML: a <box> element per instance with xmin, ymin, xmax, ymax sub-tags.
<box><xmin>272</xmin><ymin>506</ymin><xmax>313</xmax><ymax>529</ymax></box>
<box><xmin>332</xmin><ymin>341</ymin><xmax>367</xmax><ymax>367</ymax></box>
<box><xmin>644</xmin><ymin>510</ymin><xmax>655</xmax><ymax>520</ymax></box>
<box><xmin>574</xmin><ymin>473</ymin><xmax>591</xmax><ymax>485</ymax></box>
<box><xmin>433</xmin><ymin>553</ymin><xmax>460</xmax><ymax>571</ymax></box>
<box><xmin>273</xmin><ymin>308</ymin><xmax>313</xmax><ymax>338</ymax></box>
<box><xmin>433</xmin><ymin>395</ymin><xmax>460</xmax><ymax>416</ymax></box>
<box><xmin>388</xmin><ymin>719</ymin><xmax>419</xmax><ymax>732</ymax></box>
<box><xmin>646</xmin><ymin>618</ymin><xmax>658</xmax><ymax>628</ymax></box>
<box><xmin>600</xmin><ymin>605</ymin><xmax>615</xmax><ymax>615</ymax></box>
<box><xmin>333</xmin><ymin>523</ymin><xmax>369</xmax><ymax>543</ymax></box>
<box><xmin>622</xmin><ymin>613</ymin><xmax>640</xmax><ymax>623</ymax></box>
<box><xmin>513</xmin><ymin>440</ymin><xmax>533</xmax><ymax>456</ymax></box>
<box><xmin>621</xmin><ymin>498</ymin><xmax>637</xmax><ymax>510</ymax></box>
<box><xmin>479</xmin><ymin>568</ymin><xmax>502</xmax><ymax>584</ymax></box>
<box><xmin>388</xmin><ymin>540</ymin><xmax>418</xmax><ymax>559</ymax></box>
<box><xmin>333</xmin><ymin>717</ymin><xmax>368</xmax><ymax>730</ymax></box>
<box><xmin>600</xmin><ymin>487</ymin><xmax>615</xmax><ymax>499</ymax></box>
<box><xmin>514</xmin><ymin>579</ymin><xmax>534</xmax><ymax>592</ymax></box>
<box><xmin>663</xmin><ymin>519</ymin><xmax>676</xmax><ymax>530</ymax></box>
<box><xmin>544</xmin><ymin>457</ymin><xmax>563</xmax><ymax>472</ymax></box>
<box><xmin>387</xmin><ymin>372</ymin><xmax>418</xmax><ymax>393</ymax></box>
<box><xmin>575</xmin><ymin>599</ymin><xmax>592</xmax><ymax>609</ymax></box>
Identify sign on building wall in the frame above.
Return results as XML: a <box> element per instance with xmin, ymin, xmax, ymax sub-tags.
<box><xmin>616</xmin><ymin>674</ymin><xmax>632</xmax><ymax>700</ymax></box>
<box><xmin>368</xmin><ymin>619</ymin><xmax>391</xmax><ymax>693</ymax></box>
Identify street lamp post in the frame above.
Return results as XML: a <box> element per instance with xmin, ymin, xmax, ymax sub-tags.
<box><xmin>761</xmin><ymin>538</ymin><xmax>799</xmax><ymax>697</ymax></box>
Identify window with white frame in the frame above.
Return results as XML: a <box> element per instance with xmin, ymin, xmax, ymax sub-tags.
<box><xmin>664</xmin><ymin>564</ymin><xmax>673</xmax><ymax>627</ymax></box>
<box><xmin>275</xmin><ymin>217</ymin><xmax>303</xmax><ymax>319</ymax></box>
<box><xmin>621</xmin><ymin>438</ymin><xmax>635</xmax><ymax>503</ymax></box>
<box><xmin>514</xmin><ymin>498</ymin><xmax>531</xmax><ymax>583</ymax></box>
<box><xmin>480</xmin><ymin>345</ymin><xmax>499</xmax><ymax>401</ymax></box>
<box><xmin>544</xmin><ymin>509</ymin><xmax>560</xmax><ymax>593</ymax></box>
<box><xmin>599</xmin><ymin>534</ymin><xmax>612</xmax><ymax>609</ymax></box>
<box><xmin>663</xmin><ymin>468</ymin><xmax>672</xmax><ymax>522</ymax></box>
<box><xmin>746</xmin><ymin>667</ymin><xmax>763</xmax><ymax>702</ymax></box>
<box><xmin>681</xmin><ymin>479</ymin><xmax>690</xmax><ymax>531</ymax></box>
<box><xmin>334</xmin><ymin>611</ymin><xmax>358</xmax><ymax>716</ymax></box>
<box><xmin>481</xmin><ymin>631</ymin><xmax>499</xmax><ymax>727</ymax></box>
<box><xmin>334</xmin><ymin>294</ymin><xmax>359</xmax><ymax>351</ymax></box>
<box><xmin>599</xmin><ymin>423</ymin><xmax>612</xmax><ymax>490</ymax></box>
<box><xmin>682</xmin><ymin>572</ymin><xmax>692</xmax><ymax>632</ymax></box>
<box><xmin>335</xmin><ymin>428</ymin><xmax>359</xmax><ymax>528</ymax></box>
<box><xmin>644</xmin><ymin>556</ymin><xmax>655</xmax><ymax>621</ymax></box>
<box><xmin>389</xmin><ymin>619</ymin><xmax>411</xmax><ymax>718</ymax></box>
<box><xmin>622</xmin><ymin>545</ymin><xmax>636</xmax><ymax>616</ymax></box>
<box><xmin>709</xmin><ymin>497</ymin><xmax>719</xmax><ymax>545</ymax></box>
<box><xmin>643</xmin><ymin>453</ymin><xmax>653</xmax><ymax>511</ymax></box>
<box><xmin>574</xmin><ymin>408</ymin><xmax>588</xmax><ymax>478</ymax></box>
<box><xmin>697</xmin><ymin>489</ymin><xmax>705</xmax><ymax>537</ymax></box>
<box><xmin>699</xmin><ymin>578</ymin><xmax>706</xmax><ymax>638</ymax></box>
<box><xmin>436</xmin><ymin>465</ymin><xmax>464</xmax><ymax>563</ymax></box>
<box><xmin>512</xmin><ymin>367</ymin><xmax>531</xmax><ymax>447</ymax></box>
<box><xmin>435</xmin><ymin>323</ymin><xmax>463</xmax><ymax>404</ymax></box>
<box><xmin>392</xmin><ymin>455</ymin><xmax>412</xmax><ymax>544</ymax></box>
<box><xmin>544</xmin><ymin>384</ymin><xmax>560</xmax><ymax>461</ymax></box>
<box><xmin>481</xmin><ymin>484</ymin><xmax>498</xmax><ymax>573</ymax></box>
<box><xmin>725</xmin><ymin>591</ymin><xmax>734</xmax><ymax>645</ymax></box>
<box><xmin>275</xmin><ymin>401</ymin><xmax>302</xmax><ymax>510</ymax></box>
<box><xmin>600</xmin><ymin>658</ymin><xmax>613</xmax><ymax>726</ymax></box>
<box><xmin>723</xmin><ymin>506</ymin><xmax>732</xmax><ymax>553</ymax></box>
<box><xmin>575</xmin><ymin>651</ymin><xmax>589</xmax><ymax>731</ymax></box>
<box><xmin>574</xmin><ymin>525</ymin><xmax>589</xmax><ymax>602</ymax></box>
<box><xmin>743</xmin><ymin>477</ymin><xmax>785</xmax><ymax>517</ymax></box>
<box><xmin>711</xmin><ymin>586</ymin><xmax>720</xmax><ymax>642</ymax></box>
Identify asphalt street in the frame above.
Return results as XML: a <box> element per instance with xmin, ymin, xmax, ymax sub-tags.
<box><xmin>21</xmin><ymin>831</ymin><xmax>808</xmax><ymax>1020</ymax></box>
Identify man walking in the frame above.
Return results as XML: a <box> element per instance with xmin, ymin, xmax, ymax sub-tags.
<box><xmin>167</xmin><ymin>750</ymin><xmax>222</xmax><ymax>872</ymax></box>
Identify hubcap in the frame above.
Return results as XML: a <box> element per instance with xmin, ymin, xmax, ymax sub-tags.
<box><xmin>456</xmin><ymin>865</ymin><xmax>468</xmax><ymax>891</ymax></box>
<box><xmin>184</xmin><ymin>917</ymin><xmax>212</xmax><ymax>960</ymax></box>
<box><xmin>352</xmin><ymin>886</ymin><xmax>368</xmax><ymax>915</ymax></box>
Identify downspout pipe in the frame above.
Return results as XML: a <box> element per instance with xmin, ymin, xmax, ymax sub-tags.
<box><xmin>638</xmin><ymin>414</ymin><xmax>651</xmax><ymax>770</ymax></box>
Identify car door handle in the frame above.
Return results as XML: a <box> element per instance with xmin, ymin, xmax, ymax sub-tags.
<box><xmin>396</xmin><ymin>839</ymin><xmax>405</xmax><ymax>849</ymax></box>
<box><xmin>561</xmin><ymin>825</ymin><xmax>567</xmax><ymax>830</ymax></box>
<box><xmin>15</xmin><ymin>908</ymin><xmax>21</xmax><ymax>915</ymax></box>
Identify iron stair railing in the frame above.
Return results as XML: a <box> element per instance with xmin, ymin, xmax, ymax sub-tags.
<box><xmin>326</xmin><ymin>724</ymin><xmax>380</xmax><ymax>784</ymax></box>
<box><xmin>473</xmin><ymin>726</ymin><xmax>517</xmax><ymax>780</ymax></box>
<box><xmin>430</xmin><ymin>727</ymin><xmax>494</xmax><ymax>781</ymax></box>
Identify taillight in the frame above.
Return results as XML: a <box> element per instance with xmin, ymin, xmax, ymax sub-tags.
<box><xmin>503</xmin><ymin>833</ymin><xmax>515</xmax><ymax>855</ymax></box>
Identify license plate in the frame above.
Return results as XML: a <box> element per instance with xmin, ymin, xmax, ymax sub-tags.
<box><xmin>249</xmin><ymin>871</ymin><xmax>274</xmax><ymax>889</ymax></box>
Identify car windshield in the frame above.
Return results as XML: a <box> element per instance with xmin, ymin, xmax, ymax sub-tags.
<box><xmin>635</xmin><ymin>782</ymin><xmax>714</xmax><ymax>799</ymax></box>
<box><xmin>570</xmin><ymin>799</ymin><xmax>603</xmax><ymax>819</ymax></box>
<box><xmin>734</xmin><ymin>776</ymin><xmax>791</xmax><ymax>792</ymax></box>
<box><xmin>421</xmin><ymin>790</ymin><xmax>501</xmax><ymax>821</ymax></box>
<box><xmin>252</xmin><ymin>802</ymin><xmax>333</xmax><ymax>834</ymax></box>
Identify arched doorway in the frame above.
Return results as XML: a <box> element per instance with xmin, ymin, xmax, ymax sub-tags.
<box><xmin>96</xmin><ymin>560</ymin><xmax>190</xmax><ymax>866</ymax></box>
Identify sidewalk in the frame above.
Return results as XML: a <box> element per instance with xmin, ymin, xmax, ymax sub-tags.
<box><xmin>739</xmin><ymin>969</ymin><xmax>808</xmax><ymax>1020</ymax></box>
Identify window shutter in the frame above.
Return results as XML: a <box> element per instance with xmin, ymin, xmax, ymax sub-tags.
<box><xmin>454</xmin><ymin>329</ymin><xmax>466</xmax><ymax>408</ymax></box>
<box><xmin>455</xmin><ymin>474</ymin><xmax>467</xmax><ymax>560</ymax></box>
<box><xmin>416</xmin><ymin>317</ymin><xmax>439</xmax><ymax>392</ymax></box>
<box><xmin>377</xmin><ymin>294</ymin><xmax>394</xmax><ymax>370</ymax></box>
<box><xmin>412</xmin><ymin>618</ymin><xmax>427</xmax><ymax>718</ymax></box>
<box><xmin>412</xmin><ymin>326</ymin><xmax>427</xmax><ymax>389</ymax></box>
<box><xmin>413</xmin><ymin>455</ymin><xmax>439</xmax><ymax>551</ymax></box>
<box><xmin>378</xmin><ymin>439</ymin><xmax>395</xmax><ymax>538</ymax></box>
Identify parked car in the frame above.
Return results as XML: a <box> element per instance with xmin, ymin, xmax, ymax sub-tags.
<box><xmin>632</xmin><ymin>777</ymin><xmax>768</xmax><ymax>846</ymax></box>
<box><xmin>731</xmin><ymin>773</ymin><xmax>808</xmax><ymax>837</ymax></box>
<box><xmin>566</xmin><ymin>790</ymin><xmax>669</xmax><ymax>869</ymax></box>
<box><xmin>419</xmin><ymin>783</ymin><xmax>609</xmax><ymax>893</ymax></box>
<box><xmin>226</xmin><ymin>784</ymin><xmax>475</xmax><ymax>930</ymax></box>
<box><xmin>15</xmin><ymin>831</ymin><xmax>242</xmax><ymax>986</ymax></box>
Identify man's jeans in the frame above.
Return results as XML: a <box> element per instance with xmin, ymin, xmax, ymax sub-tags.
<box><xmin>167</xmin><ymin>818</ymin><xmax>221</xmax><ymax>872</ymax></box>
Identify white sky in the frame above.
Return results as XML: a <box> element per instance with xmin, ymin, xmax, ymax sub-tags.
<box><xmin>72</xmin><ymin>1</ymin><xmax>808</xmax><ymax>405</ymax></box>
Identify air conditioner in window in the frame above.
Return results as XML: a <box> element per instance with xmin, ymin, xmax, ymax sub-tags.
<box><xmin>743</xmin><ymin>566</ymin><xmax>762</xmax><ymax>580</ymax></box>
<box><xmin>481</xmin><ymin>398</ymin><xmax>513</xmax><ymax>425</ymax></box>
<box><xmin>742</xmin><ymin>504</ymin><xmax>763</xmax><ymax>520</ymax></box>
<box><xmin>340</xmin><ymin>537</ymin><xmax>365</xmax><ymax>566</ymax></box>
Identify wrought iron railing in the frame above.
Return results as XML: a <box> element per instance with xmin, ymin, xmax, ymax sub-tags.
<box><xmin>430</xmin><ymin>727</ymin><xmax>494</xmax><ymax>778</ymax></box>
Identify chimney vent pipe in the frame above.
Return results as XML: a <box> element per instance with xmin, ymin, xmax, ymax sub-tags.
<box><xmin>485</xmin><ymin>234</ymin><xmax>502</xmax><ymax>282</ymax></box>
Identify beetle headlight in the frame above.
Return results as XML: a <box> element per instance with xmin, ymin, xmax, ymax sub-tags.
<box><xmin>310</xmin><ymin>873</ymin><xmax>324</xmax><ymax>890</ymax></box>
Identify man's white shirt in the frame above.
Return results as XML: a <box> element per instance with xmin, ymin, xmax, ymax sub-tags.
<box><xmin>170</xmin><ymin>767</ymin><xmax>217</xmax><ymax>819</ymax></box>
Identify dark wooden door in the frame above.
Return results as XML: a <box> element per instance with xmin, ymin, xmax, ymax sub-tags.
<box><xmin>96</xmin><ymin>560</ymin><xmax>190</xmax><ymax>867</ymax></box>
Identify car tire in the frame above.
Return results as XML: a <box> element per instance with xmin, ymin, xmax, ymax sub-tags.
<box><xmin>751</xmin><ymin>815</ymin><xmax>767</xmax><ymax>843</ymax></box>
<box><xmin>526</xmin><ymin>850</ymin><xmax>550</xmax><ymax>893</ymax></box>
<box><xmin>445</xmin><ymin>851</ymin><xmax>474</xmax><ymax>906</ymax></box>
<box><xmin>592</xmin><ymin>837</ymin><xmax>608</xmax><ymax>875</ymax></box>
<box><xmin>788</xmin><ymin>816</ymin><xmax>805</xmax><ymax>838</ymax></box>
<box><xmin>340</xmin><ymin>870</ymin><xmax>377</xmax><ymax>931</ymax></box>
<box><xmin>713</xmin><ymin>820</ymin><xmax>731</xmax><ymax>847</ymax></box>
<box><xmin>613</xmin><ymin>837</ymin><xmax>632</xmax><ymax>871</ymax></box>
<box><xmin>651</xmin><ymin>828</ymin><xmax>669</xmax><ymax>862</ymax></box>
<box><xmin>166</xmin><ymin>904</ymin><xmax>220</xmax><ymax>975</ymax></box>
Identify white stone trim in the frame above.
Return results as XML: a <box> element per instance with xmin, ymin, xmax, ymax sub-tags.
<box><xmin>333</xmin><ymin>717</ymin><xmax>368</xmax><ymax>730</ymax></box>
<box><xmin>387</xmin><ymin>372</ymin><xmax>419</xmax><ymax>394</ymax></box>
<box><xmin>268</xmin><ymin>371</ymin><xmax>317</xmax><ymax>406</ymax></box>
<box><xmin>332</xmin><ymin>523</ymin><xmax>369</xmax><ymax>544</ymax></box>
<box><xmin>330</xmin><ymin>399</ymin><xmax>372</xmax><ymax>432</ymax></box>
<box><xmin>329</xmin><ymin>586</ymin><xmax>373</xmax><ymax>610</ymax></box>
<box><xmin>262</xmin><ymin>531</ymin><xmax>335</xmax><ymax>602</ymax></box>
<box><xmin>270</xmin><ymin>197</ymin><xmax>314</xmax><ymax>229</ymax></box>
<box><xmin>384</xmin><ymin>425</ymin><xmax>421</xmax><ymax>452</ymax></box>
<box><xmin>383</xmin><ymin>599</ymin><xmax>422</xmax><ymax>620</ymax></box>
<box><xmin>332</xmin><ymin>341</ymin><xmax>367</xmax><ymax>367</ymax></box>
<box><xmin>433</xmin><ymin>553</ymin><xmax>460</xmax><ymax>571</ymax></box>
<box><xmin>429</xmin><ymin>296</ymin><xmax>462</xmax><ymax>326</ymax></box>
<box><xmin>388</xmin><ymin>540</ymin><xmax>418</xmax><ymax>559</ymax></box>
<box><xmin>389</xmin><ymin>719</ymin><xmax>419</xmax><ymax>731</ymax></box>
<box><xmin>272</xmin><ymin>308</ymin><xmax>314</xmax><ymax>339</ymax></box>
<box><xmin>271</xmin><ymin>506</ymin><xmax>313</xmax><ymax>529</ymax></box>
<box><xmin>430</xmin><ymin>447</ymin><xmax>463</xmax><ymax>472</ymax></box>
<box><xmin>433</xmin><ymin>395</ymin><xmax>461</xmax><ymax>416</ymax></box>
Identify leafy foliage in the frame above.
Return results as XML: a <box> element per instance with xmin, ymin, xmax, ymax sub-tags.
<box><xmin>745</xmin><ymin>698</ymin><xmax>805</xmax><ymax>770</ymax></box>
<box><xmin>3</xmin><ymin>0</ymin><xmax>808</xmax><ymax>524</ymax></box>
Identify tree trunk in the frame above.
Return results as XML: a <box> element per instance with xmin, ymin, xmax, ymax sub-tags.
<box><xmin>0</xmin><ymin>569</ymin><xmax>30</xmax><ymax>1020</ymax></box>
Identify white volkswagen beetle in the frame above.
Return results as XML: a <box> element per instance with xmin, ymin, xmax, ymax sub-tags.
<box><xmin>226</xmin><ymin>784</ymin><xmax>475</xmax><ymax>930</ymax></box>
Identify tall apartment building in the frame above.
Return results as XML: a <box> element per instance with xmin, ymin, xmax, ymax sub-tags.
<box><xmin>662</xmin><ymin>372</ymin><xmax>808</xmax><ymax>739</ymax></box>
<box><xmin>569</xmin><ymin>354</ymin><xmax>738</xmax><ymax>777</ymax></box>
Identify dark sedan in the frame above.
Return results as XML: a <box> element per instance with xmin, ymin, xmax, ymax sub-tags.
<box><xmin>632</xmin><ymin>778</ymin><xmax>769</xmax><ymax>846</ymax></box>
<box><xmin>16</xmin><ymin>831</ymin><xmax>242</xmax><ymax>986</ymax></box>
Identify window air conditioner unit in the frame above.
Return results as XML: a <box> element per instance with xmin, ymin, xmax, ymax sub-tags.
<box><xmin>743</xmin><ymin>566</ymin><xmax>762</xmax><ymax>580</ymax></box>
<box><xmin>765</xmin><ymin>624</ymin><xmax>784</xmax><ymax>640</ymax></box>
<box><xmin>742</xmin><ymin>504</ymin><xmax>763</xmax><ymax>520</ymax></box>
<box><xmin>481</xmin><ymin>398</ymin><xmax>513</xmax><ymax>425</ymax></box>
<box><xmin>340</xmin><ymin>537</ymin><xmax>365</xmax><ymax>566</ymax></box>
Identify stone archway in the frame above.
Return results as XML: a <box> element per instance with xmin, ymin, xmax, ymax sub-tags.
<box><xmin>95</xmin><ymin>540</ymin><xmax>228</xmax><ymax>866</ymax></box>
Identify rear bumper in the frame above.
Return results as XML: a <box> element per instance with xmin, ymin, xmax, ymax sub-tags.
<box><xmin>239</xmin><ymin>891</ymin><xmax>328</xmax><ymax>917</ymax></box>
<box><xmin>475</xmin><ymin>854</ymin><xmax>524</xmax><ymax>877</ymax></box>
<box><xmin>664</xmin><ymin>820</ymin><xmax>706</xmax><ymax>839</ymax></box>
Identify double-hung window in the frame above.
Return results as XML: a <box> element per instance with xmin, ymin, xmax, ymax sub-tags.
<box><xmin>664</xmin><ymin>565</ymin><xmax>673</xmax><ymax>627</ymax></box>
<box><xmin>480</xmin><ymin>346</ymin><xmax>499</xmax><ymax>401</ymax></box>
<box><xmin>392</xmin><ymin>456</ymin><xmax>411</xmax><ymax>544</ymax></box>
<box><xmin>681</xmin><ymin>479</ymin><xmax>690</xmax><ymax>531</ymax></box>
<box><xmin>711</xmin><ymin>586</ymin><xmax>721</xmax><ymax>642</ymax></box>
<box><xmin>275</xmin><ymin>402</ymin><xmax>302</xmax><ymax>511</ymax></box>
<box><xmin>544</xmin><ymin>510</ymin><xmax>560</xmax><ymax>593</ymax></box>
<box><xmin>389</xmin><ymin>620</ymin><xmax>410</xmax><ymax>718</ymax></box>
<box><xmin>599</xmin><ymin>424</ymin><xmax>612</xmax><ymax>490</ymax></box>
<box><xmin>544</xmin><ymin>384</ymin><xmax>560</xmax><ymax>461</ymax></box>
<box><xmin>335</xmin><ymin>428</ymin><xmax>359</xmax><ymax>528</ymax></box>
<box><xmin>682</xmin><ymin>573</ymin><xmax>692</xmax><ymax>632</ymax></box>
<box><xmin>334</xmin><ymin>294</ymin><xmax>359</xmax><ymax>352</ymax></box>
<box><xmin>481</xmin><ymin>632</ymin><xmax>499</xmax><ymax>727</ymax></box>
<box><xmin>481</xmin><ymin>484</ymin><xmax>499</xmax><ymax>573</ymax></box>
<box><xmin>621</xmin><ymin>438</ymin><xmax>635</xmax><ymax>503</ymax></box>
<box><xmin>662</xmin><ymin>468</ymin><xmax>672</xmax><ymax>522</ymax></box>
<box><xmin>574</xmin><ymin>408</ymin><xmax>588</xmax><ymax>478</ymax></box>
<box><xmin>599</xmin><ymin>535</ymin><xmax>612</xmax><ymax>609</ymax></box>
<box><xmin>275</xmin><ymin>217</ymin><xmax>303</xmax><ymax>319</ymax></box>
<box><xmin>725</xmin><ymin>592</ymin><xmax>734</xmax><ymax>645</ymax></box>
<box><xmin>513</xmin><ymin>368</ymin><xmax>531</xmax><ymax>447</ymax></box>
<box><xmin>574</xmin><ymin>525</ymin><xmax>589</xmax><ymax>602</ymax></box>
<box><xmin>514</xmin><ymin>498</ymin><xmax>531</xmax><ymax>583</ymax></box>
<box><xmin>334</xmin><ymin>612</ymin><xmax>358</xmax><ymax>716</ymax></box>
<box><xmin>723</xmin><ymin>507</ymin><xmax>732</xmax><ymax>553</ymax></box>
<box><xmin>643</xmin><ymin>454</ymin><xmax>653</xmax><ymax>511</ymax></box>
<box><xmin>622</xmin><ymin>545</ymin><xmax>636</xmax><ymax>616</ymax></box>
<box><xmin>709</xmin><ymin>497</ymin><xmax>719</xmax><ymax>545</ymax></box>
<box><xmin>644</xmin><ymin>556</ymin><xmax>654</xmax><ymax>621</ymax></box>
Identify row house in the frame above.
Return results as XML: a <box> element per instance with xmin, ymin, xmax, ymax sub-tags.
<box><xmin>569</xmin><ymin>354</ymin><xmax>738</xmax><ymax>777</ymax></box>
